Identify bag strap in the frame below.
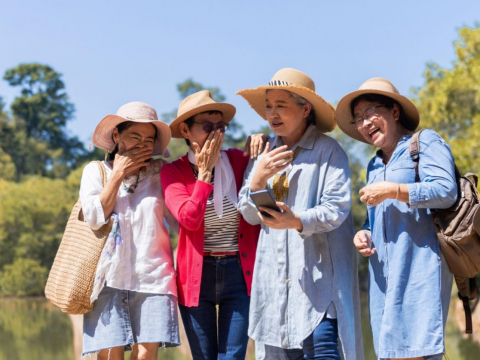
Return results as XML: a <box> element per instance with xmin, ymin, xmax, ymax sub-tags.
<box><xmin>95</xmin><ymin>161</ymin><xmax>108</xmax><ymax>187</ymax></box>
<box><xmin>409</xmin><ymin>129</ymin><xmax>425</xmax><ymax>183</ymax></box>
<box><xmin>410</xmin><ymin>129</ymin><xmax>462</xmax><ymax>183</ymax></box>
<box><xmin>455</xmin><ymin>276</ymin><xmax>477</xmax><ymax>334</ymax></box>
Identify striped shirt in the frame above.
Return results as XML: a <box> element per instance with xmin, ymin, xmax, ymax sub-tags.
<box><xmin>203</xmin><ymin>194</ymin><xmax>240</xmax><ymax>252</ymax></box>
<box><xmin>190</xmin><ymin>163</ymin><xmax>239</xmax><ymax>252</ymax></box>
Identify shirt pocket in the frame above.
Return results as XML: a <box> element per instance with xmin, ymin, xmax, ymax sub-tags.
<box><xmin>388</xmin><ymin>160</ymin><xmax>416</xmax><ymax>183</ymax></box>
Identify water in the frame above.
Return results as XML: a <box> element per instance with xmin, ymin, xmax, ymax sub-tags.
<box><xmin>0</xmin><ymin>297</ymin><xmax>479</xmax><ymax>360</ymax></box>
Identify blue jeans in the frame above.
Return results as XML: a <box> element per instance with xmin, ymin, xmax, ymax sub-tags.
<box><xmin>179</xmin><ymin>255</ymin><xmax>250</xmax><ymax>360</ymax></box>
<box><xmin>264</xmin><ymin>317</ymin><xmax>340</xmax><ymax>360</ymax></box>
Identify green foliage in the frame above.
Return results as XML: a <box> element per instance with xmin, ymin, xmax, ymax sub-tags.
<box><xmin>413</xmin><ymin>25</ymin><xmax>480</xmax><ymax>173</ymax></box>
<box><xmin>0</xmin><ymin>177</ymin><xmax>76</xmax><ymax>272</ymax></box>
<box><xmin>1</xmin><ymin>63</ymin><xmax>87</xmax><ymax>179</ymax></box>
<box><xmin>0</xmin><ymin>259</ymin><xmax>48</xmax><ymax>296</ymax></box>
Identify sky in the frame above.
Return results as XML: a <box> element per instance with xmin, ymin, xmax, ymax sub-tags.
<box><xmin>1</xmin><ymin>0</ymin><xmax>479</xmax><ymax>147</ymax></box>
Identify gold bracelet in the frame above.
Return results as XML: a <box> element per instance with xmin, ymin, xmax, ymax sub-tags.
<box><xmin>395</xmin><ymin>184</ymin><xmax>400</xmax><ymax>200</ymax></box>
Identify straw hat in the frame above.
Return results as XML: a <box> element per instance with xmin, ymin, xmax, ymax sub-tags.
<box><xmin>236</xmin><ymin>68</ymin><xmax>336</xmax><ymax>132</ymax></box>
<box><xmin>169</xmin><ymin>90</ymin><xmax>236</xmax><ymax>138</ymax></box>
<box><xmin>92</xmin><ymin>101</ymin><xmax>171</xmax><ymax>156</ymax></box>
<box><xmin>336</xmin><ymin>77</ymin><xmax>420</xmax><ymax>143</ymax></box>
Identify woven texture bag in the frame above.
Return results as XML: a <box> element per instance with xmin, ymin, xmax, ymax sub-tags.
<box><xmin>45</xmin><ymin>161</ymin><xmax>113</xmax><ymax>314</ymax></box>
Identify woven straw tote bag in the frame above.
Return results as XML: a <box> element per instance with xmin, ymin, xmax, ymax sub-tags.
<box><xmin>45</xmin><ymin>161</ymin><xmax>113</xmax><ymax>314</ymax></box>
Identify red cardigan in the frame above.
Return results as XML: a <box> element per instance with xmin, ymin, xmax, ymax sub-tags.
<box><xmin>161</xmin><ymin>148</ymin><xmax>260</xmax><ymax>307</ymax></box>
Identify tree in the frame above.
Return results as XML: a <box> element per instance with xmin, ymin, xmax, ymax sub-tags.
<box><xmin>413</xmin><ymin>25</ymin><xmax>480</xmax><ymax>174</ymax></box>
<box><xmin>162</xmin><ymin>78</ymin><xmax>247</xmax><ymax>158</ymax></box>
<box><xmin>2</xmin><ymin>63</ymin><xmax>87</xmax><ymax>178</ymax></box>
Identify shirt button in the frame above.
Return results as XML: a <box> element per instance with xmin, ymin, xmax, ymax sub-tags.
<box><xmin>285</xmin><ymin>279</ymin><xmax>290</xmax><ymax>283</ymax></box>
<box><xmin>246</xmin><ymin>271</ymin><xmax>251</xmax><ymax>276</ymax></box>
<box><xmin>240</xmin><ymin>234</ymin><xmax>244</xmax><ymax>238</ymax></box>
<box><xmin>242</xmin><ymin>253</ymin><xmax>247</xmax><ymax>258</ymax></box>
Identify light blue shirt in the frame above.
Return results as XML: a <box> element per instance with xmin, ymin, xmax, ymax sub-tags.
<box><xmin>363</xmin><ymin>129</ymin><xmax>456</xmax><ymax>359</ymax></box>
<box><xmin>238</xmin><ymin>125</ymin><xmax>364</xmax><ymax>360</ymax></box>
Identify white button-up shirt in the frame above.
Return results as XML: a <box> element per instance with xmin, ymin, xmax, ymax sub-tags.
<box><xmin>79</xmin><ymin>159</ymin><xmax>177</xmax><ymax>296</ymax></box>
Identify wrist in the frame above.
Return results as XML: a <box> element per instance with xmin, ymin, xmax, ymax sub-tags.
<box><xmin>198</xmin><ymin>169</ymin><xmax>212</xmax><ymax>183</ymax></box>
<box><xmin>294</xmin><ymin>213</ymin><xmax>303</xmax><ymax>232</ymax></box>
<box><xmin>250</xmin><ymin>174</ymin><xmax>268</xmax><ymax>192</ymax></box>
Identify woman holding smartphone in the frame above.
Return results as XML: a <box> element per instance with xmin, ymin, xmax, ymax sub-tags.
<box><xmin>161</xmin><ymin>90</ymin><xmax>262</xmax><ymax>360</ymax></box>
<box><xmin>237</xmin><ymin>68</ymin><xmax>364</xmax><ymax>360</ymax></box>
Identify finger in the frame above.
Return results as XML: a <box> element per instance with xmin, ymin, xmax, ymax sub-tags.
<box><xmin>214</xmin><ymin>132</ymin><xmax>224</xmax><ymax>153</ymax></box>
<box><xmin>270</xmin><ymin>161</ymin><xmax>292</xmax><ymax>174</ymax></box>
<box><xmin>129</xmin><ymin>147</ymin><xmax>153</xmax><ymax>158</ymax></box>
<box><xmin>267</xmin><ymin>145</ymin><xmax>290</xmax><ymax>156</ymax></box>
<box><xmin>276</xmin><ymin>202</ymin><xmax>289</xmax><ymax>212</ymax></box>
<box><xmin>262</xmin><ymin>141</ymin><xmax>271</xmax><ymax>154</ymax></box>
<box><xmin>359</xmin><ymin>249</ymin><xmax>375</xmax><ymax>257</ymax></box>
<box><xmin>270</xmin><ymin>150</ymin><xmax>294</xmax><ymax>163</ymax></box>
<box><xmin>243</xmin><ymin>136</ymin><xmax>252</xmax><ymax>156</ymax></box>
<box><xmin>271</xmin><ymin>156</ymin><xmax>293</xmax><ymax>167</ymax></box>
<box><xmin>360</xmin><ymin>195</ymin><xmax>369</xmax><ymax>203</ymax></box>
<box><xmin>258</xmin><ymin>206</ymin><xmax>281</xmax><ymax>218</ymax></box>
<box><xmin>192</xmin><ymin>142</ymin><xmax>201</xmax><ymax>155</ymax></box>
<box><xmin>359</xmin><ymin>188</ymin><xmax>365</xmax><ymax>196</ymax></box>
<box><xmin>254</xmin><ymin>137</ymin><xmax>262</xmax><ymax>159</ymax></box>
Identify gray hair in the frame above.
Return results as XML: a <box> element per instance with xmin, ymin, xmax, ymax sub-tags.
<box><xmin>288</xmin><ymin>91</ymin><xmax>316</xmax><ymax>125</ymax></box>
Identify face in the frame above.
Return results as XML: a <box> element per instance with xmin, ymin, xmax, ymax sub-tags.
<box><xmin>353</xmin><ymin>100</ymin><xmax>401</xmax><ymax>150</ymax></box>
<box><xmin>179</xmin><ymin>112</ymin><xmax>225</xmax><ymax>149</ymax></box>
<box><xmin>265</xmin><ymin>90</ymin><xmax>311</xmax><ymax>138</ymax></box>
<box><xmin>112</xmin><ymin>122</ymin><xmax>156</xmax><ymax>154</ymax></box>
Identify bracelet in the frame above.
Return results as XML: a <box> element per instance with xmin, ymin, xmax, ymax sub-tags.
<box><xmin>395</xmin><ymin>184</ymin><xmax>400</xmax><ymax>200</ymax></box>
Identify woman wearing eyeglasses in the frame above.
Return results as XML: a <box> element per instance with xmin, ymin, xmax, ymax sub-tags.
<box><xmin>336</xmin><ymin>78</ymin><xmax>457</xmax><ymax>360</ymax></box>
<box><xmin>160</xmin><ymin>90</ymin><xmax>262</xmax><ymax>360</ymax></box>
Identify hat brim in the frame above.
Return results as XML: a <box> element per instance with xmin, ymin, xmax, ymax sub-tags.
<box><xmin>169</xmin><ymin>103</ymin><xmax>236</xmax><ymax>138</ymax></box>
<box><xmin>92</xmin><ymin>115</ymin><xmax>172</xmax><ymax>156</ymax></box>
<box><xmin>236</xmin><ymin>85</ymin><xmax>336</xmax><ymax>133</ymax></box>
<box><xmin>336</xmin><ymin>89</ymin><xmax>420</xmax><ymax>144</ymax></box>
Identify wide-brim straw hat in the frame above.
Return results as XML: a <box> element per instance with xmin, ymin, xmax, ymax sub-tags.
<box><xmin>236</xmin><ymin>68</ymin><xmax>336</xmax><ymax>132</ymax></box>
<box><xmin>92</xmin><ymin>101</ymin><xmax>171</xmax><ymax>156</ymax></box>
<box><xmin>336</xmin><ymin>77</ymin><xmax>420</xmax><ymax>143</ymax></box>
<box><xmin>169</xmin><ymin>90</ymin><xmax>236</xmax><ymax>138</ymax></box>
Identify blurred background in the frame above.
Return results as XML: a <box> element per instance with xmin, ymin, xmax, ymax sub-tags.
<box><xmin>1</xmin><ymin>1</ymin><xmax>480</xmax><ymax>359</ymax></box>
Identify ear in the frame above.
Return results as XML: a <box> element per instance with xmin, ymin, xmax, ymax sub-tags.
<box><xmin>303</xmin><ymin>103</ymin><xmax>312</xmax><ymax>119</ymax></box>
<box><xmin>392</xmin><ymin>103</ymin><xmax>401</xmax><ymax>122</ymax></box>
<box><xmin>112</xmin><ymin>128</ymin><xmax>120</xmax><ymax>144</ymax></box>
<box><xmin>179</xmin><ymin>122</ymin><xmax>190</xmax><ymax>139</ymax></box>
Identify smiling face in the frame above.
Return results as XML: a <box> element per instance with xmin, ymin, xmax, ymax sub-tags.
<box><xmin>179</xmin><ymin>111</ymin><xmax>224</xmax><ymax>150</ymax></box>
<box><xmin>112</xmin><ymin>122</ymin><xmax>157</xmax><ymax>153</ymax></box>
<box><xmin>265</xmin><ymin>90</ymin><xmax>311</xmax><ymax>140</ymax></box>
<box><xmin>353</xmin><ymin>99</ymin><xmax>403</xmax><ymax>153</ymax></box>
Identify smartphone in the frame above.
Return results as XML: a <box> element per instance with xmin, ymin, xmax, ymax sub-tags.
<box><xmin>250</xmin><ymin>189</ymin><xmax>281</xmax><ymax>217</ymax></box>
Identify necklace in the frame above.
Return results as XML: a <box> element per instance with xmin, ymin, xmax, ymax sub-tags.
<box><xmin>272</xmin><ymin>147</ymin><xmax>300</xmax><ymax>201</ymax></box>
<box><xmin>122</xmin><ymin>172</ymin><xmax>140</xmax><ymax>193</ymax></box>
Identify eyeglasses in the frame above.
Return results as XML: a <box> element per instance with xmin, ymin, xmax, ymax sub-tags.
<box><xmin>192</xmin><ymin>121</ymin><xmax>228</xmax><ymax>133</ymax></box>
<box><xmin>350</xmin><ymin>105</ymin><xmax>385</xmax><ymax>127</ymax></box>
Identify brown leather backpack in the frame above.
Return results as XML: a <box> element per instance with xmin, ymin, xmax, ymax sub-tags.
<box><xmin>410</xmin><ymin>130</ymin><xmax>480</xmax><ymax>333</ymax></box>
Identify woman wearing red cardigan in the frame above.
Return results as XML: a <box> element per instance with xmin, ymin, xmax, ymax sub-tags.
<box><xmin>161</xmin><ymin>90</ymin><xmax>261</xmax><ymax>360</ymax></box>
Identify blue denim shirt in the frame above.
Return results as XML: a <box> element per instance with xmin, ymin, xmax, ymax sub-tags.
<box><xmin>364</xmin><ymin>129</ymin><xmax>456</xmax><ymax>359</ymax></box>
<box><xmin>238</xmin><ymin>125</ymin><xmax>364</xmax><ymax>360</ymax></box>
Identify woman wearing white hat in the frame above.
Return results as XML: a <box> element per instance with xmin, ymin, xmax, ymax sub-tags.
<box><xmin>161</xmin><ymin>90</ymin><xmax>263</xmax><ymax>360</ymax></box>
<box><xmin>80</xmin><ymin>102</ymin><xmax>180</xmax><ymax>359</ymax></box>
<box><xmin>336</xmin><ymin>78</ymin><xmax>457</xmax><ymax>360</ymax></box>
<box><xmin>236</xmin><ymin>68</ymin><xmax>364</xmax><ymax>360</ymax></box>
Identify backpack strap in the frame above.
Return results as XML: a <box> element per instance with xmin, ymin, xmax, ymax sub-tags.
<box><xmin>456</xmin><ymin>276</ymin><xmax>477</xmax><ymax>334</ymax></box>
<box><xmin>409</xmin><ymin>129</ymin><xmax>425</xmax><ymax>183</ymax></box>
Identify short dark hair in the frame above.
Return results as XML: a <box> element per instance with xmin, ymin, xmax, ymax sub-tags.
<box><xmin>350</xmin><ymin>93</ymin><xmax>412</xmax><ymax>130</ymax></box>
<box><xmin>183</xmin><ymin>110</ymin><xmax>223</xmax><ymax>146</ymax></box>
<box><xmin>106</xmin><ymin>121</ymin><xmax>157</xmax><ymax>161</ymax></box>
